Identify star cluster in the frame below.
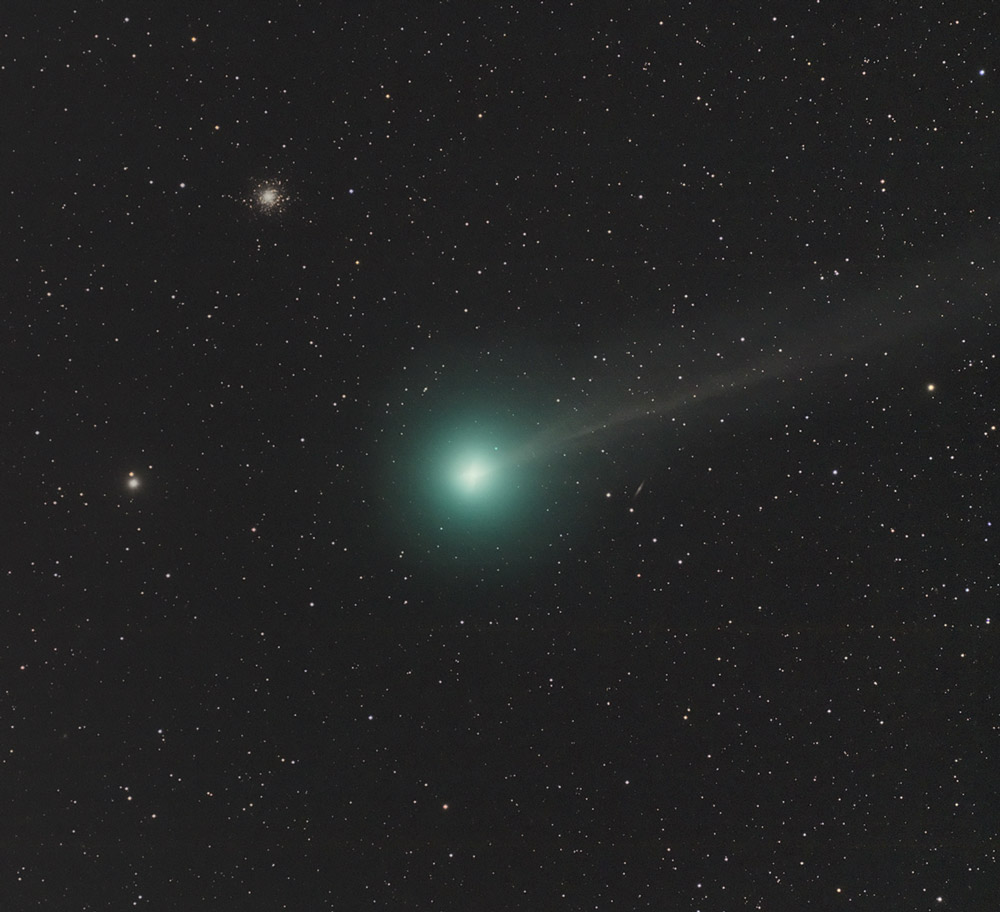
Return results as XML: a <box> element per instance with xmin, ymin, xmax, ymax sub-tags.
<box><xmin>249</xmin><ymin>180</ymin><xmax>287</xmax><ymax>215</ymax></box>
<box><xmin>4</xmin><ymin>5</ymin><xmax>996</xmax><ymax>910</ymax></box>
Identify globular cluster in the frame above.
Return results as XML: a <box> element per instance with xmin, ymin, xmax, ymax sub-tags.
<box><xmin>5</xmin><ymin>4</ymin><xmax>998</xmax><ymax>911</ymax></box>
<box><xmin>249</xmin><ymin>180</ymin><xmax>288</xmax><ymax>215</ymax></box>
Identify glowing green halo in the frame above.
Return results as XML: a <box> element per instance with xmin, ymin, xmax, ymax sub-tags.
<box><xmin>437</xmin><ymin>438</ymin><xmax>510</xmax><ymax>516</ymax></box>
<box><xmin>450</xmin><ymin>450</ymin><xmax>497</xmax><ymax>496</ymax></box>
<box><xmin>457</xmin><ymin>460</ymin><xmax>489</xmax><ymax>491</ymax></box>
<box><xmin>378</xmin><ymin>402</ymin><xmax>559</xmax><ymax>570</ymax></box>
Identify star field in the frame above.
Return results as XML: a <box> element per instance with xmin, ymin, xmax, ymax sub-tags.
<box><xmin>4</xmin><ymin>4</ymin><xmax>998</xmax><ymax>910</ymax></box>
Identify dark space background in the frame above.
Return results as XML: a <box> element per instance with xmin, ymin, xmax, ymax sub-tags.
<box><xmin>3</xmin><ymin>3</ymin><xmax>997</xmax><ymax>909</ymax></box>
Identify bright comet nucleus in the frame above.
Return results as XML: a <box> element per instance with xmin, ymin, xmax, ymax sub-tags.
<box><xmin>458</xmin><ymin>460</ymin><xmax>490</xmax><ymax>491</ymax></box>
<box><xmin>450</xmin><ymin>450</ymin><xmax>498</xmax><ymax>498</ymax></box>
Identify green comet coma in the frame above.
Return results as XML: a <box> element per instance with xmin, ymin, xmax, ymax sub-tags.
<box><xmin>434</xmin><ymin>434</ymin><xmax>515</xmax><ymax>521</ymax></box>
<box><xmin>380</xmin><ymin>408</ymin><xmax>551</xmax><ymax>569</ymax></box>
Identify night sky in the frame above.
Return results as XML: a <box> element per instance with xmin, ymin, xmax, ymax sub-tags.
<box><xmin>5</xmin><ymin>4</ymin><xmax>998</xmax><ymax>909</ymax></box>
